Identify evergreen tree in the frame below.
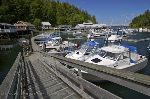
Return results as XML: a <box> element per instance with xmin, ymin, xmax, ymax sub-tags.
<box><xmin>130</xmin><ymin>10</ymin><xmax>150</xmax><ymax>28</ymax></box>
<box><xmin>0</xmin><ymin>0</ymin><xmax>97</xmax><ymax>28</ymax></box>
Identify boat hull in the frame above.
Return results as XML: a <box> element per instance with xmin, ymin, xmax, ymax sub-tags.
<box><xmin>82</xmin><ymin>58</ymin><xmax>148</xmax><ymax>82</ymax></box>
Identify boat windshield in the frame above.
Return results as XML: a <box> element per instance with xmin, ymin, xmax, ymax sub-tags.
<box><xmin>96</xmin><ymin>49</ymin><xmax>120</xmax><ymax>61</ymax></box>
<box><xmin>97</xmin><ymin>50</ymin><xmax>106</xmax><ymax>57</ymax></box>
<box><xmin>104</xmin><ymin>52</ymin><xmax>120</xmax><ymax>61</ymax></box>
<box><xmin>80</xmin><ymin>44</ymin><xmax>97</xmax><ymax>53</ymax></box>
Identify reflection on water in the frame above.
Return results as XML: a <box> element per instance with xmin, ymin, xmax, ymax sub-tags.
<box><xmin>0</xmin><ymin>43</ymin><xmax>21</xmax><ymax>84</ymax></box>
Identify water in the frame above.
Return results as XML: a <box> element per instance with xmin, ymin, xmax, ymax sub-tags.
<box><xmin>0</xmin><ymin>42</ymin><xmax>22</xmax><ymax>84</ymax></box>
<box><xmin>0</xmin><ymin>32</ymin><xmax>150</xmax><ymax>98</ymax></box>
<box><xmin>96</xmin><ymin>32</ymin><xmax>150</xmax><ymax>99</ymax></box>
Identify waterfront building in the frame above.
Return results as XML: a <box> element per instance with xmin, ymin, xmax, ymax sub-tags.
<box><xmin>58</xmin><ymin>25</ymin><xmax>72</xmax><ymax>31</ymax></box>
<box><xmin>14</xmin><ymin>21</ymin><xmax>35</xmax><ymax>33</ymax></box>
<box><xmin>75</xmin><ymin>22</ymin><xmax>107</xmax><ymax>30</ymax></box>
<box><xmin>41</xmin><ymin>22</ymin><xmax>51</xmax><ymax>30</ymax></box>
<box><xmin>0</xmin><ymin>23</ymin><xmax>16</xmax><ymax>34</ymax></box>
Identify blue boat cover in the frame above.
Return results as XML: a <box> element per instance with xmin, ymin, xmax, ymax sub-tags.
<box><xmin>122</xmin><ymin>45</ymin><xmax>137</xmax><ymax>52</ymax></box>
<box><xmin>121</xmin><ymin>45</ymin><xmax>137</xmax><ymax>63</ymax></box>
<box><xmin>86</xmin><ymin>41</ymin><xmax>99</xmax><ymax>46</ymax></box>
<box><xmin>130</xmin><ymin>59</ymin><xmax>136</xmax><ymax>63</ymax></box>
<box><xmin>117</xmin><ymin>31</ymin><xmax>125</xmax><ymax>35</ymax></box>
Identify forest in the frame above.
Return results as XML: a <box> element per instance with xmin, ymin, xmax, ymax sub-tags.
<box><xmin>0</xmin><ymin>0</ymin><xmax>97</xmax><ymax>29</ymax></box>
<box><xmin>130</xmin><ymin>10</ymin><xmax>150</xmax><ymax>28</ymax></box>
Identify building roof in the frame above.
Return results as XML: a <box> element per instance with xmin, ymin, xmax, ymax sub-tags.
<box><xmin>75</xmin><ymin>23</ymin><xmax>107</xmax><ymax>29</ymax></box>
<box><xmin>0</xmin><ymin>23</ymin><xmax>14</xmax><ymax>26</ymax></box>
<box><xmin>41</xmin><ymin>22</ymin><xmax>51</xmax><ymax>26</ymax></box>
<box><xmin>14</xmin><ymin>21</ymin><xmax>35</xmax><ymax>27</ymax></box>
<box><xmin>58</xmin><ymin>25</ymin><xmax>72</xmax><ymax>28</ymax></box>
<box><xmin>83</xmin><ymin>22</ymin><xmax>93</xmax><ymax>25</ymax></box>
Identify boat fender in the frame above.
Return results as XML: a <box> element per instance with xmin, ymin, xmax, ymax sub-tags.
<box><xmin>138</xmin><ymin>55</ymin><xmax>143</xmax><ymax>60</ymax></box>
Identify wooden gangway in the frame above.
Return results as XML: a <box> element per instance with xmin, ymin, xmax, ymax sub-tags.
<box><xmin>23</xmin><ymin>53</ymin><xmax>82</xmax><ymax>99</ymax></box>
<box><xmin>0</xmin><ymin>51</ymin><xmax>121</xmax><ymax>99</ymax></box>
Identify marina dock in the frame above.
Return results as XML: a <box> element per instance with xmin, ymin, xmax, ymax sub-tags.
<box><xmin>124</xmin><ymin>37</ymin><xmax>150</xmax><ymax>42</ymax></box>
<box><xmin>0</xmin><ymin>37</ymin><xmax>150</xmax><ymax>99</ymax></box>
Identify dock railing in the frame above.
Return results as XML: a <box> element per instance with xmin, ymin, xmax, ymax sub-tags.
<box><xmin>0</xmin><ymin>52</ymin><xmax>23</xmax><ymax>99</ymax></box>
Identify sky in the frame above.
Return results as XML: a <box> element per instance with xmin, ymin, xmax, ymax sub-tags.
<box><xmin>60</xmin><ymin>0</ymin><xmax>150</xmax><ymax>25</ymax></box>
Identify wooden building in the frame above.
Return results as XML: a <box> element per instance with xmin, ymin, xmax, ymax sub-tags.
<box><xmin>0</xmin><ymin>23</ymin><xmax>16</xmax><ymax>34</ymax></box>
<box><xmin>14</xmin><ymin>21</ymin><xmax>35</xmax><ymax>33</ymax></box>
<box><xmin>41</xmin><ymin>22</ymin><xmax>51</xmax><ymax>30</ymax></box>
<box><xmin>58</xmin><ymin>25</ymin><xmax>72</xmax><ymax>31</ymax></box>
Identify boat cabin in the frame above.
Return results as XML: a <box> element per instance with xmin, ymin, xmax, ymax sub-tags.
<box><xmin>86</xmin><ymin>45</ymin><xmax>139</xmax><ymax>68</ymax></box>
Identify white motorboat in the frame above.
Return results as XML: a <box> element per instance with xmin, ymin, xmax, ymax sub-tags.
<box><xmin>46</xmin><ymin>41</ymin><xmax>76</xmax><ymax>56</ymax></box>
<box><xmin>73</xmin><ymin>31</ymin><xmax>82</xmax><ymax>36</ymax></box>
<box><xmin>85</xmin><ymin>45</ymin><xmax>147</xmax><ymax>70</ymax></box>
<box><xmin>107</xmin><ymin>35</ymin><xmax>122</xmax><ymax>42</ymax></box>
<box><xmin>77</xmin><ymin>45</ymin><xmax>148</xmax><ymax>82</ymax></box>
<box><xmin>90</xmin><ymin>30</ymin><xmax>109</xmax><ymax>37</ymax></box>
<box><xmin>34</xmin><ymin>32</ymin><xmax>61</xmax><ymax>45</ymax></box>
<box><xmin>65</xmin><ymin>40</ymin><xmax>99</xmax><ymax>61</ymax></box>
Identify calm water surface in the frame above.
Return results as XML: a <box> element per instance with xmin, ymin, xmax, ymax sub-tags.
<box><xmin>97</xmin><ymin>32</ymin><xmax>150</xmax><ymax>99</ymax></box>
<box><xmin>0</xmin><ymin>43</ymin><xmax>21</xmax><ymax>84</ymax></box>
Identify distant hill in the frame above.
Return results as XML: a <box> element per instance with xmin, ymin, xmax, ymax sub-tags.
<box><xmin>129</xmin><ymin>10</ymin><xmax>150</xmax><ymax>28</ymax></box>
<box><xmin>0</xmin><ymin>0</ymin><xmax>96</xmax><ymax>28</ymax></box>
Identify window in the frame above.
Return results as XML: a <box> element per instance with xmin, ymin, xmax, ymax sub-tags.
<box><xmin>91</xmin><ymin>58</ymin><xmax>102</xmax><ymax>63</ymax></box>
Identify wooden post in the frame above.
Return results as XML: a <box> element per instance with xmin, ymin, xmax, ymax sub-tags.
<box><xmin>78</xmin><ymin>69</ymin><xmax>84</xmax><ymax>90</ymax></box>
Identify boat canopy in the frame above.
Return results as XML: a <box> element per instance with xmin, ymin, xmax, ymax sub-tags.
<box><xmin>51</xmin><ymin>37</ymin><xmax>61</xmax><ymax>40</ymax></box>
<box><xmin>85</xmin><ymin>41</ymin><xmax>99</xmax><ymax>47</ymax></box>
<box><xmin>101</xmin><ymin>45</ymin><xmax>128</xmax><ymax>53</ymax></box>
<box><xmin>121</xmin><ymin>45</ymin><xmax>137</xmax><ymax>52</ymax></box>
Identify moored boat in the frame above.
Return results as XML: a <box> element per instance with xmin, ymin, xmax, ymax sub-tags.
<box><xmin>107</xmin><ymin>35</ymin><xmax>122</xmax><ymax>42</ymax></box>
<box><xmin>65</xmin><ymin>40</ymin><xmax>99</xmax><ymax>61</ymax></box>
<box><xmin>83</xmin><ymin>45</ymin><xmax>148</xmax><ymax>82</ymax></box>
<box><xmin>68</xmin><ymin>44</ymin><xmax>148</xmax><ymax>82</ymax></box>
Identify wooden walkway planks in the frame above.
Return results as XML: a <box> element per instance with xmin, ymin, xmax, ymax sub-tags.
<box><xmin>25</xmin><ymin>53</ymin><xmax>82</xmax><ymax>99</ymax></box>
